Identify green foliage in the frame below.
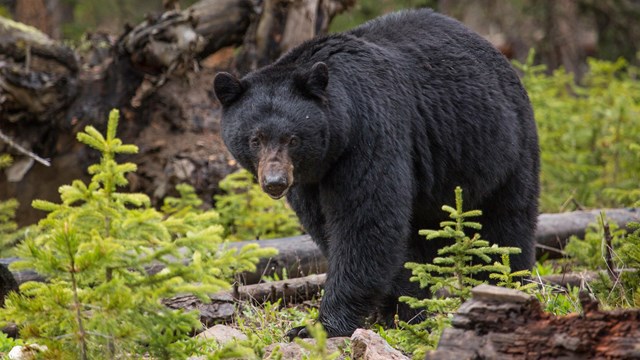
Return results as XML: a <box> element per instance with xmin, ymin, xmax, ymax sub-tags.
<box><xmin>604</xmin><ymin>143</ymin><xmax>640</xmax><ymax>206</ymax></box>
<box><xmin>389</xmin><ymin>186</ymin><xmax>525</xmax><ymax>358</ymax></box>
<box><xmin>0</xmin><ymin>154</ymin><xmax>29</xmax><ymax>257</ymax></box>
<box><xmin>61</xmin><ymin>0</ymin><xmax>200</xmax><ymax>40</ymax></box>
<box><xmin>378</xmin><ymin>314</ymin><xmax>450</xmax><ymax>359</ymax></box>
<box><xmin>214</xmin><ymin>169</ymin><xmax>302</xmax><ymax>241</ymax></box>
<box><xmin>193</xmin><ymin>301</ymin><xmax>330</xmax><ymax>359</ymax></box>
<box><xmin>0</xmin><ymin>6</ymin><xmax>11</xmax><ymax>18</ymax></box>
<box><xmin>406</xmin><ymin>187</ymin><xmax>523</xmax><ymax>300</ymax></box>
<box><xmin>565</xmin><ymin>212</ymin><xmax>640</xmax><ymax>308</ymax></box>
<box><xmin>559</xmin><ymin>123</ymin><xmax>640</xmax><ymax>305</ymax></box>
<box><xmin>162</xmin><ymin>183</ymin><xmax>204</xmax><ymax>216</ymax></box>
<box><xmin>489</xmin><ymin>254</ymin><xmax>538</xmax><ymax>292</ymax></box>
<box><xmin>294</xmin><ymin>322</ymin><xmax>342</xmax><ymax>360</ymax></box>
<box><xmin>330</xmin><ymin>0</ymin><xmax>437</xmax><ymax>33</ymax></box>
<box><xmin>233</xmin><ymin>301</ymin><xmax>320</xmax><ymax>358</ymax></box>
<box><xmin>618</xmin><ymin>223</ymin><xmax>640</xmax><ymax>306</ymax></box>
<box><xmin>515</xmin><ymin>51</ymin><xmax>640</xmax><ymax>211</ymax></box>
<box><xmin>0</xmin><ymin>198</ymin><xmax>19</xmax><ymax>255</ymax></box>
<box><xmin>565</xmin><ymin>214</ymin><xmax>626</xmax><ymax>270</ymax></box>
<box><xmin>0</xmin><ymin>154</ymin><xmax>11</xmax><ymax>168</ymax></box>
<box><xmin>0</xmin><ymin>331</ymin><xmax>23</xmax><ymax>354</ymax></box>
<box><xmin>0</xmin><ymin>109</ymin><xmax>276</xmax><ymax>359</ymax></box>
<box><xmin>535</xmin><ymin>284</ymin><xmax>582</xmax><ymax>315</ymax></box>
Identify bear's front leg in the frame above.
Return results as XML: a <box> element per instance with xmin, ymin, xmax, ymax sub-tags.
<box><xmin>289</xmin><ymin>166</ymin><xmax>413</xmax><ymax>338</ymax></box>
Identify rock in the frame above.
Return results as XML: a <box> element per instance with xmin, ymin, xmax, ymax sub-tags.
<box><xmin>350</xmin><ymin>329</ymin><xmax>410</xmax><ymax>360</ymax></box>
<box><xmin>6</xmin><ymin>158</ymin><xmax>34</xmax><ymax>183</ymax></box>
<box><xmin>8</xmin><ymin>344</ymin><xmax>48</xmax><ymax>360</ymax></box>
<box><xmin>196</xmin><ymin>324</ymin><xmax>247</xmax><ymax>344</ymax></box>
<box><xmin>470</xmin><ymin>283</ymin><xmax>535</xmax><ymax>304</ymax></box>
<box><xmin>262</xmin><ymin>328</ymin><xmax>410</xmax><ymax>359</ymax></box>
<box><xmin>263</xmin><ymin>337</ymin><xmax>349</xmax><ymax>359</ymax></box>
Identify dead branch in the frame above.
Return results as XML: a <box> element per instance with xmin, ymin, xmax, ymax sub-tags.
<box><xmin>163</xmin><ymin>274</ymin><xmax>326</xmax><ymax>325</ymax></box>
<box><xmin>0</xmin><ymin>130</ymin><xmax>50</xmax><ymax>167</ymax></box>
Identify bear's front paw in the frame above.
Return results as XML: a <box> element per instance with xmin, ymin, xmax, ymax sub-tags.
<box><xmin>286</xmin><ymin>325</ymin><xmax>309</xmax><ymax>341</ymax></box>
<box><xmin>286</xmin><ymin>321</ymin><xmax>354</xmax><ymax>340</ymax></box>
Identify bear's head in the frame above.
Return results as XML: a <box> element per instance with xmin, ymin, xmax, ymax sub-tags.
<box><xmin>214</xmin><ymin>62</ymin><xmax>332</xmax><ymax>199</ymax></box>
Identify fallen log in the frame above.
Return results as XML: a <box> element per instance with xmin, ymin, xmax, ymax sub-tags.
<box><xmin>0</xmin><ymin>234</ymin><xmax>325</xmax><ymax>286</ymax></box>
<box><xmin>236</xmin><ymin>208</ymin><xmax>639</xmax><ymax>281</ymax></box>
<box><xmin>426</xmin><ymin>284</ymin><xmax>640</xmax><ymax>359</ymax></box>
<box><xmin>535</xmin><ymin>208</ymin><xmax>639</xmax><ymax>255</ymax></box>
<box><xmin>167</xmin><ymin>267</ymin><xmax>635</xmax><ymax>325</ymax></box>
<box><xmin>2</xmin><ymin>208</ymin><xmax>638</xmax><ymax>288</ymax></box>
<box><xmin>163</xmin><ymin>274</ymin><xmax>326</xmax><ymax>325</ymax></box>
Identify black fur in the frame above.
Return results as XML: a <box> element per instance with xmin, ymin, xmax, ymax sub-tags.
<box><xmin>214</xmin><ymin>9</ymin><xmax>539</xmax><ymax>337</ymax></box>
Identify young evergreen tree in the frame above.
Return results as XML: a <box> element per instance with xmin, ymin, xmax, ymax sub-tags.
<box><xmin>0</xmin><ymin>110</ymin><xmax>276</xmax><ymax>359</ymax></box>
<box><xmin>392</xmin><ymin>186</ymin><xmax>528</xmax><ymax>358</ymax></box>
<box><xmin>214</xmin><ymin>169</ymin><xmax>301</xmax><ymax>241</ymax></box>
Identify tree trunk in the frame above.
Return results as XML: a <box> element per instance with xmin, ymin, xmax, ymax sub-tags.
<box><xmin>13</xmin><ymin>0</ymin><xmax>63</xmax><ymax>39</ymax></box>
<box><xmin>541</xmin><ymin>0</ymin><xmax>586</xmax><ymax>78</ymax></box>
<box><xmin>235</xmin><ymin>0</ymin><xmax>355</xmax><ymax>74</ymax></box>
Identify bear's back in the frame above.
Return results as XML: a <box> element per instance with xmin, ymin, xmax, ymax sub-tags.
<box><xmin>347</xmin><ymin>9</ymin><xmax>511</xmax><ymax>77</ymax></box>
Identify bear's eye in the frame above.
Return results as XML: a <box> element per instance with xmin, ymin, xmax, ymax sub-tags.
<box><xmin>289</xmin><ymin>136</ymin><xmax>300</xmax><ymax>148</ymax></box>
<box><xmin>249</xmin><ymin>136</ymin><xmax>261</xmax><ymax>148</ymax></box>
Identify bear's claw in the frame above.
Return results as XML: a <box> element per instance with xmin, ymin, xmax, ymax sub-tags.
<box><xmin>286</xmin><ymin>325</ymin><xmax>310</xmax><ymax>341</ymax></box>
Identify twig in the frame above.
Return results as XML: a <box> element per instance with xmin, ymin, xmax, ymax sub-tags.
<box><xmin>534</xmin><ymin>243</ymin><xmax>566</xmax><ymax>256</ymax></box>
<box><xmin>600</xmin><ymin>213</ymin><xmax>619</xmax><ymax>285</ymax></box>
<box><xmin>0</xmin><ymin>130</ymin><xmax>51</xmax><ymax>167</ymax></box>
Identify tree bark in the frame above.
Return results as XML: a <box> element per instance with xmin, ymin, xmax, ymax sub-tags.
<box><xmin>13</xmin><ymin>0</ymin><xmax>66</xmax><ymax>39</ymax></box>
<box><xmin>541</xmin><ymin>0</ymin><xmax>586</xmax><ymax>78</ymax></box>
<box><xmin>426</xmin><ymin>284</ymin><xmax>640</xmax><ymax>359</ymax></box>
<box><xmin>234</xmin><ymin>0</ymin><xmax>355</xmax><ymax>74</ymax></box>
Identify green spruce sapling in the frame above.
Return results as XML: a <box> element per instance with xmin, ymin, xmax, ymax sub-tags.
<box><xmin>214</xmin><ymin>169</ymin><xmax>301</xmax><ymax>241</ymax></box>
<box><xmin>0</xmin><ymin>109</ymin><xmax>276</xmax><ymax>359</ymax></box>
<box><xmin>404</xmin><ymin>186</ymin><xmax>524</xmax><ymax>300</ymax></box>
<box><xmin>490</xmin><ymin>254</ymin><xmax>538</xmax><ymax>292</ymax></box>
<box><xmin>390</xmin><ymin>186</ymin><xmax>526</xmax><ymax>357</ymax></box>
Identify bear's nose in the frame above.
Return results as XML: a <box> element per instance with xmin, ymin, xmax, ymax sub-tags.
<box><xmin>263</xmin><ymin>175</ymin><xmax>288</xmax><ymax>198</ymax></box>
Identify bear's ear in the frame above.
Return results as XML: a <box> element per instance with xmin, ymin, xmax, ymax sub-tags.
<box><xmin>214</xmin><ymin>72</ymin><xmax>245</xmax><ymax>107</ymax></box>
<box><xmin>295</xmin><ymin>62</ymin><xmax>329</xmax><ymax>100</ymax></box>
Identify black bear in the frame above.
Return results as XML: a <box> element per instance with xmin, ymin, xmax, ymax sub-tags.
<box><xmin>213</xmin><ymin>9</ymin><xmax>539</xmax><ymax>338</ymax></box>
